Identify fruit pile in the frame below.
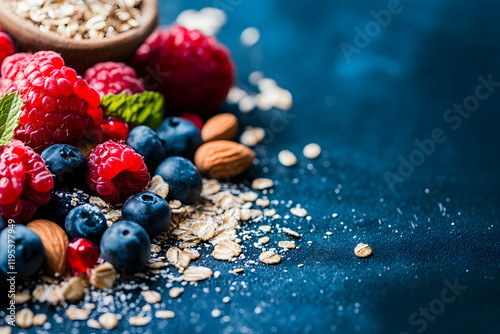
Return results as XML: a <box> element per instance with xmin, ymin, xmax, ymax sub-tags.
<box><xmin>0</xmin><ymin>24</ymin><xmax>256</xmax><ymax>282</ymax></box>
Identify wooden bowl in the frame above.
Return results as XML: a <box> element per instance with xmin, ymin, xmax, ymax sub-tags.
<box><xmin>0</xmin><ymin>0</ymin><xmax>158</xmax><ymax>74</ymax></box>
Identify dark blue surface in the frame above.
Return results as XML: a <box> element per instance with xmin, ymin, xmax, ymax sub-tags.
<box><xmin>7</xmin><ymin>0</ymin><xmax>500</xmax><ymax>333</ymax></box>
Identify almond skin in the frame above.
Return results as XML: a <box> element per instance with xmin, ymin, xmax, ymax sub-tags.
<box><xmin>195</xmin><ymin>140</ymin><xmax>255</xmax><ymax>179</ymax></box>
<box><xmin>27</xmin><ymin>219</ymin><xmax>69</xmax><ymax>277</ymax></box>
<box><xmin>201</xmin><ymin>113</ymin><xmax>238</xmax><ymax>142</ymax></box>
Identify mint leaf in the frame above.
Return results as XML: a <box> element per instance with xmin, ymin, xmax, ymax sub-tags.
<box><xmin>0</xmin><ymin>92</ymin><xmax>23</xmax><ymax>146</ymax></box>
<box><xmin>101</xmin><ymin>91</ymin><xmax>164</xmax><ymax>130</ymax></box>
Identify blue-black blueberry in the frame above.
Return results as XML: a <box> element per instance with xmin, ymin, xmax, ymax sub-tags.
<box><xmin>155</xmin><ymin>156</ymin><xmax>202</xmax><ymax>204</ymax></box>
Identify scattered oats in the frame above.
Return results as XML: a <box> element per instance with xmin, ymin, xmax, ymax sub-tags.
<box><xmin>61</xmin><ymin>276</ymin><xmax>85</xmax><ymax>303</ymax></box>
<box><xmin>147</xmin><ymin>175</ymin><xmax>170</xmax><ymax>198</ymax></box>
<box><xmin>290</xmin><ymin>207</ymin><xmax>307</xmax><ymax>217</ymax></box>
<box><xmin>142</xmin><ymin>304</ymin><xmax>152</xmax><ymax>312</ymax></box>
<box><xmin>254</xmin><ymin>307</ymin><xmax>263</xmax><ymax>314</ymax></box>
<box><xmin>14</xmin><ymin>292</ymin><xmax>31</xmax><ymax>304</ymax></box>
<box><xmin>183</xmin><ymin>248</ymin><xmax>200</xmax><ymax>260</ymax></box>
<box><xmin>240</xmin><ymin>27</ymin><xmax>260</xmax><ymax>47</ymax></box>
<box><xmin>223</xmin><ymin>296</ymin><xmax>231</xmax><ymax>303</ymax></box>
<box><xmin>192</xmin><ymin>221</ymin><xmax>217</xmax><ymax>241</ymax></box>
<box><xmin>303</xmin><ymin>143</ymin><xmax>321</xmax><ymax>159</ymax></box>
<box><xmin>282</xmin><ymin>227</ymin><xmax>300</xmax><ymax>238</ymax></box>
<box><xmin>99</xmin><ymin>313</ymin><xmax>118</xmax><ymax>330</ymax></box>
<box><xmin>240</xmin><ymin>126</ymin><xmax>265</xmax><ymax>147</ymax></box>
<box><xmin>227</xmin><ymin>86</ymin><xmax>247</xmax><ymax>104</ymax></box>
<box><xmin>211</xmin><ymin>309</ymin><xmax>222</xmax><ymax>318</ymax></box>
<box><xmin>66</xmin><ymin>308</ymin><xmax>89</xmax><ymax>321</ymax></box>
<box><xmin>32</xmin><ymin>314</ymin><xmax>47</xmax><ymax>326</ymax></box>
<box><xmin>258</xmin><ymin>236</ymin><xmax>270</xmax><ymax>244</ymax></box>
<box><xmin>212</xmin><ymin>239</ymin><xmax>242</xmax><ymax>261</ymax></box>
<box><xmin>202</xmin><ymin>179</ymin><xmax>222</xmax><ymax>196</ymax></box>
<box><xmin>264</xmin><ymin>208</ymin><xmax>276</xmax><ymax>217</ymax></box>
<box><xmin>87</xmin><ymin>319</ymin><xmax>101</xmax><ymax>329</ymax></box>
<box><xmin>129</xmin><ymin>315</ymin><xmax>151</xmax><ymax>326</ymax></box>
<box><xmin>169</xmin><ymin>200</ymin><xmax>182</xmax><ymax>209</ymax></box>
<box><xmin>155</xmin><ymin>310</ymin><xmax>175</xmax><ymax>319</ymax></box>
<box><xmin>355</xmin><ymin>243</ymin><xmax>373</xmax><ymax>258</ymax></box>
<box><xmin>230</xmin><ymin>268</ymin><xmax>244</xmax><ymax>274</ymax></box>
<box><xmin>298</xmin><ymin>264</ymin><xmax>304</xmax><ymax>268</ymax></box>
<box><xmin>240</xmin><ymin>191</ymin><xmax>258</xmax><ymax>202</ymax></box>
<box><xmin>214</xmin><ymin>271</ymin><xmax>221</xmax><ymax>279</ymax></box>
<box><xmin>259</xmin><ymin>251</ymin><xmax>282</xmax><ymax>264</ymax></box>
<box><xmin>141</xmin><ymin>290</ymin><xmax>161</xmax><ymax>304</ymax></box>
<box><xmin>167</xmin><ymin>247</ymin><xmax>191</xmax><ymax>269</ymax></box>
<box><xmin>147</xmin><ymin>261</ymin><xmax>165</xmax><ymax>269</ymax></box>
<box><xmin>256</xmin><ymin>198</ymin><xmax>270</xmax><ymax>207</ymax></box>
<box><xmin>33</xmin><ymin>284</ymin><xmax>64</xmax><ymax>305</ymax></box>
<box><xmin>278</xmin><ymin>241</ymin><xmax>296</xmax><ymax>249</ymax></box>
<box><xmin>169</xmin><ymin>287</ymin><xmax>182</xmax><ymax>298</ymax></box>
<box><xmin>238</xmin><ymin>95</ymin><xmax>256</xmax><ymax>113</ymax></box>
<box><xmin>259</xmin><ymin>225</ymin><xmax>272</xmax><ymax>233</ymax></box>
<box><xmin>16</xmin><ymin>308</ymin><xmax>34</xmax><ymax>328</ymax></box>
<box><xmin>89</xmin><ymin>262</ymin><xmax>117</xmax><ymax>289</ymax></box>
<box><xmin>278</xmin><ymin>150</ymin><xmax>297</xmax><ymax>167</ymax></box>
<box><xmin>181</xmin><ymin>266</ymin><xmax>213</xmax><ymax>282</ymax></box>
<box><xmin>84</xmin><ymin>303</ymin><xmax>96</xmax><ymax>310</ymax></box>
<box><xmin>252</xmin><ymin>178</ymin><xmax>273</xmax><ymax>190</ymax></box>
<box><xmin>151</xmin><ymin>244</ymin><xmax>162</xmax><ymax>253</ymax></box>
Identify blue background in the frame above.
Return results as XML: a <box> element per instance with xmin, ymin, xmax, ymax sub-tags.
<box><xmin>7</xmin><ymin>0</ymin><xmax>500</xmax><ymax>333</ymax></box>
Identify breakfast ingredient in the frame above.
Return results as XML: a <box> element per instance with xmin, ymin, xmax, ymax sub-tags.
<box><xmin>0</xmin><ymin>139</ymin><xmax>53</xmax><ymax>221</ymax></box>
<box><xmin>278</xmin><ymin>150</ymin><xmax>297</xmax><ymax>167</ymax></box>
<box><xmin>0</xmin><ymin>51</ymin><xmax>102</xmax><ymax>152</ymax></box>
<box><xmin>181</xmin><ymin>266</ymin><xmax>213</xmax><ymax>282</ymax></box>
<box><xmin>99</xmin><ymin>117</ymin><xmax>129</xmax><ymax>142</ymax></box>
<box><xmin>0</xmin><ymin>30</ymin><xmax>14</xmax><ymax>67</ymax></box>
<box><xmin>355</xmin><ymin>243</ymin><xmax>373</xmax><ymax>258</ymax></box>
<box><xmin>15</xmin><ymin>308</ymin><xmax>34</xmax><ymax>328</ymax></box>
<box><xmin>100</xmin><ymin>91</ymin><xmax>164</xmax><ymax>130</ymax></box>
<box><xmin>27</xmin><ymin>219</ymin><xmax>69</xmax><ymax>276</ymax></box>
<box><xmin>201</xmin><ymin>113</ymin><xmax>239</xmax><ymax>142</ymax></box>
<box><xmin>251</xmin><ymin>178</ymin><xmax>274</xmax><ymax>190</ymax></box>
<box><xmin>7</xmin><ymin>0</ymin><xmax>143</xmax><ymax>40</ymax></box>
<box><xmin>86</xmin><ymin>141</ymin><xmax>150</xmax><ymax>204</ymax></box>
<box><xmin>0</xmin><ymin>225</ymin><xmax>44</xmax><ymax>278</ymax></box>
<box><xmin>132</xmin><ymin>25</ymin><xmax>234</xmax><ymax>114</ymax></box>
<box><xmin>99</xmin><ymin>313</ymin><xmax>118</xmax><ymax>330</ymax></box>
<box><xmin>155</xmin><ymin>156</ymin><xmax>202</xmax><ymax>204</ymax></box>
<box><xmin>178</xmin><ymin>112</ymin><xmax>204</xmax><ymax>130</ymax></box>
<box><xmin>126</xmin><ymin>125</ymin><xmax>166</xmax><ymax>171</ymax></box>
<box><xmin>278</xmin><ymin>241</ymin><xmax>296</xmax><ymax>249</ymax></box>
<box><xmin>290</xmin><ymin>206</ymin><xmax>307</xmax><ymax>218</ymax></box>
<box><xmin>259</xmin><ymin>251</ymin><xmax>281</xmax><ymax>264</ymax></box>
<box><xmin>303</xmin><ymin>143</ymin><xmax>321</xmax><ymax>159</ymax></box>
<box><xmin>194</xmin><ymin>140</ymin><xmax>255</xmax><ymax>179</ymax></box>
<box><xmin>156</xmin><ymin>117</ymin><xmax>202</xmax><ymax>159</ymax></box>
<box><xmin>88</xmin><ymin>262</ymin><xmax>117</xmax><ymax>289</ymax></box>
<box><xmin>66</xmin><ymin>238</ymin><xmax>99</xmax><ymax>273</ymax></box>
<box><xmin>84</xmin><ymin>62</ymin><xmax>145</xmax><ymax>96</ymax></box>
<box><xmin>40</xmin><ymin>144</ymin><xmax>87</xmax><ymax>189</ymax></box>
<box><xmin>240</xmin><ymin>126</ymin><xmax>265</xmax><ymax>147</ymax></box>
<box><xmin>121</xmin><ymin>192</ymin><xmax>171</xmax><ymax>238</ymax></box>
<box><xmin>99</xmin><ymin>220</ymin><xmax>151</xmax><ymax>274</ymax></box>
<box><xmin>65</xmin><ymin>204</ymin><xmax>107</xmax><ymax>244</ymax></box>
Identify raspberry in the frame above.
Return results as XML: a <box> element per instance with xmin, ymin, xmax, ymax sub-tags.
<box><xmin>84</xmin><ymin>62</ymin><xmax>145</xmax><ymax>96</ymax></box>
<box><xmin>131</xmin><ymin>25</ymin><xmax>235</xmax><ymax>114</ymax></box>
<box><xmin>0</xmin><ymin>31</ymin><xmax>14</xmax><ymax>68</ymax></box>
<box><xmin>0</xmin><ymin>51</ymin><xmax>103</xmax><ymax>152</ymax></box>
<box><xmin>0</xmin><ymin>140</ymin><xmax>54</xmax><ymax>222</ymax></box>
<box><xmin>86</xmin><ymin>141</ymin><xmax>150</xmax><ymax>204</ymax></box>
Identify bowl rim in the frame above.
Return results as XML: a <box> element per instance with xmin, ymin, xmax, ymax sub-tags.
<box><xmin>0</xmin><ymin>0</ymin><xmax>158</xmax><ymax>49</ymax></box>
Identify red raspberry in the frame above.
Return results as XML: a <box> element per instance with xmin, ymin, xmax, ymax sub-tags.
<box><xmin>86</xmin><ymin>141</ymin><xmax>150</xmax><ymax>204</ymax></box>
<box><xmin>131</xmin><ymin>25</ymin><xmax>235</xmax><ymax>114</ymax></box>
<box><xmin>0</xmin><ymin>31</ymin><xmax>14</xmax><ymax>68</ymax></box>
<box><xmin>84</xmin><ymin>61</ymin><xmax>145</xmax><ymax>96</ymax></box>
<box><xmin>0</xmin><ymin>51</ymin><xmax>103</xmax><ymax>152</ymax></box>
<box><xmin>0</xmin><ymin>140</ymin><xmax>54</xmax><ymax>222</ymax></box>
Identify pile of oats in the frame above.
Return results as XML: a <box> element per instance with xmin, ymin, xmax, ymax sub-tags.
<box><xmin>8</xmin><ymin>0</ymin><xmax>143</xmax><ymax>39</ymax></box>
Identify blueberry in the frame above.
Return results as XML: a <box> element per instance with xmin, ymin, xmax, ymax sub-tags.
<box><xmin>0</xmin><ymin>225</ymin><xmax>44</xmax><ymax>279</ymax></box>
<box><xmin>0</xmin><ymin>216</ymin><xmax>5</xmax><ymax>232</ymax></box>
<box><xmin>122</xmin><ymin>193</ymin><xmax>171</xmax><ymax>238</ymax></box>
<box><xmin>126</xmin><ymin>125</ymin><xmax>166</xmax><ymax>171</ymax></box>
<box><xmin>34</xmin><ymin>189</ymin><xmax>90</xmax><ymax>226</ymax></box>
<box><xmin>156</xmin><ymin>117</ymin><xmax>202</xmax><ymax>159</ymax></box>
<box><xmin>41</xmin><ymin>144</ymin><xmax>87</xmax><ymax>189</ymax></box>
<box><xmin>155</xmin><ymin>156</ymin><xmax>202</xmax><ymax>204</ymax></box>
<box><xmin>100</xmin><ymin>220</ymin><xmax>151</xmax><ymax>274</ymax></box>
<box><xmin>65</xmin><ymin>204</ymin><xmax>107</xmax><ymax>244</ymax></box>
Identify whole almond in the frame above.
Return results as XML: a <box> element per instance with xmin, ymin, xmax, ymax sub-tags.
<box><xmin>195</xmin><ymin>141</ymin><xmax>255</xmax><ymax>179</ymax></box>
<box><xmin>27</xmin><ymin>219</ymin><xmax>69</xmax><ymax>277</ymax></box>
<box><xmin>201</xmin><ymin>113</ymin><xmax>239</xmax><ymax>142</ymax></box>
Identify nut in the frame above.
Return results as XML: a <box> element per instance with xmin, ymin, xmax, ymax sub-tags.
<box><xmin>195</xmin><ymin>141</ymin><xmax>255</xmax><ymax>179</ymax></box>
<box><xmin>27</xmin><ymin>219</ymin><xmax>69</xmax><ymax>276</ymax></box>
<box><xmin>202</xmin><ymin>113</ymin><xmax>239</xmax><ymax>142</ymax></box>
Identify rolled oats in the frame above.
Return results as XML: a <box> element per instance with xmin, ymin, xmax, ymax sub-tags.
<box><xmin>155</xmin><ymin>310</ymin><xmax>175</xmax><ymax>319</ymax></box>
<box><xmin>258</xmin><ymin>236</ymin><xmax>270</xmax><ymax>244</ymax></box>
<box><xmin>282</xmin><ymin>227</ymin><xmax>300</xmax><ymax>238</ymax></box>
<box><xmin>167</xmin><ymin>247</ymin><xmax>191</xmax><ymax>269</ymax></box>
<box><xmin>303</xmin><ymin>143</ymin><xmax>321</xmax><ymax>159</ymax></box>
<box><xmin>169</xmin><ymin>287</ymin><xmax>183</xmax><ymax>298</ymax></box>
<box><xmin>89</xmin><ymin>262</ymin><xmax>117</xmax><ymax>289</ymax></box>
<box><xmin>14</xmin><ymin>292</ymin><xmax>31</xmax><ymax>304</ymax></box>
<box><xmin>278</xmin><ymin>241</ymin><xmax>296</xmax><ymax>249</ymax></box>
<box><xmin>141</xmin><ymin>290</ymin><xmax>161</xmax><ymax>304</ymax></box>
<box><xmin>240</xmin><ymin>126</ymin><xmax>265</xmax><ymax>147</ymax></box>
<box><xmin>354</xmin><ymin>243</ymin><xmax>373</xmax><ymax>258</ymax></box>
<box><xmin>16</xmin><ymin>308</ymin><xmax>34</xmax><ymax>328</ymax></box>
<box><xmin>99</xmin><ymin>313</ymin><xmax>118</xmax><ymax>330</ymax></box>
<box><xmin>181</xmin><ymin>266</ymin><xmax>213</xmax><ymax>282</ymax></box>
<box><xmin>87</xmin><ymin>319</ymin><xmax>102</xmax><ymax>329</ymax></box>
<box><xmin>129</xmin><ymin>315</ymin><xmax>151</xmax><ymax>326</ymax></box>
<box><xmin>252</xmin><ymin>178</ymin><xmax>274</xmax><ymax>190</ymax></box>
<box><xmin>290</xmin><ymin>207</ymin><xmax>307</xmax><ymax>217</ymax></box>
<box><xmin>147</xmin><ymin>175</ymin><xmax>170</xmax><ymax>198</ymax></box>
<box><xmin>278</xmin><ymin>150</ymin><xmax>297</xmax><ymax>167</ymax></box>
<box><xmin>32</xmin><ymin>314</ymin><xmax>47</xmax><ymax>326</ymax></box>
<box><xmin>256</xmin><ymin>198</ymin><xmax>270</xmax><ymax>207</ymax></box>
<box><xmin>259</xmin><ymin>251</ymin><xmax>281</xmax><ymax>264</ymax></box>
<box><xmin>259</xmin><ymin>225</ymin><xmax>272</xmax><ymax>233</ymax></box>
<box><xmin>66</xmin><ymin>308</ymin><xmax>89</xmax><ymax>321</ymax></box>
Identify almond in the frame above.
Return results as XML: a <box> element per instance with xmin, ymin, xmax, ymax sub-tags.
<box><xmin>201</xmin><ymin>113</ymin><xmax>238</xmax><ymax>142</ymax></box>
<box><xmin>195</xmin><ymin>140</ymin><xmax>255</xmax><ymax>179</ymax></box>
<box><xmin>27</xmin><ymin>219</ymin><xmax>69</xmax><ymax>277</ymax></box>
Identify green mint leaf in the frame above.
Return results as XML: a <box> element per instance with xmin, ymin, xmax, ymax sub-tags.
<box><xmin>101</xmin><ymin>91</ymin><xmax>164</xmax><ymax>130</ymax></box>
<box><xmin>0</xmin><ymin>92</ymin><xmax>23</xmax><ymax>146</ymax></box>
